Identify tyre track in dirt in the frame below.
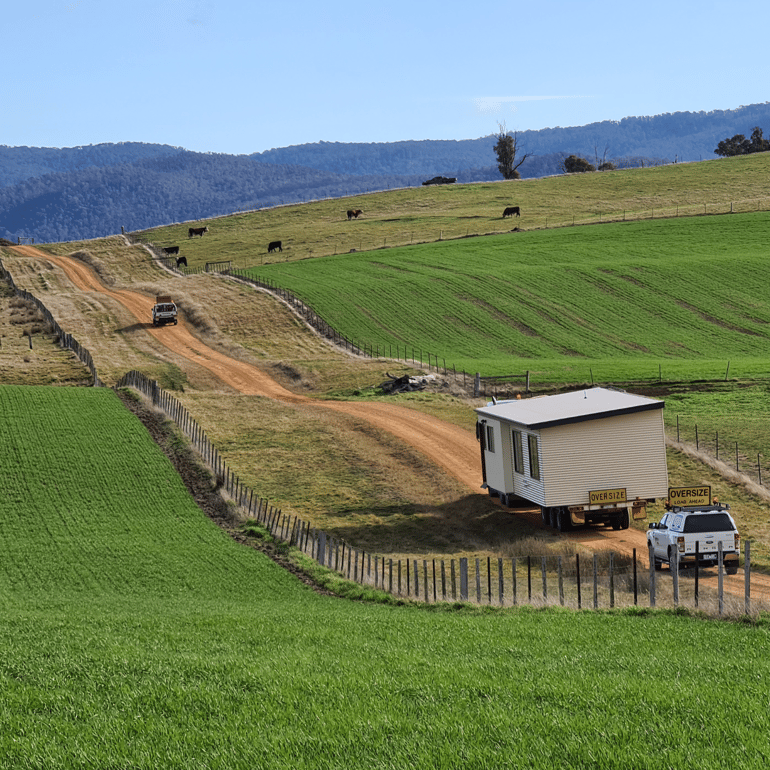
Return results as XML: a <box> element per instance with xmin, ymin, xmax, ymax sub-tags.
<box><xmin>13</xmin><ymin>246</ymin><xmax>770</xmax><ymax>601</ymax></box>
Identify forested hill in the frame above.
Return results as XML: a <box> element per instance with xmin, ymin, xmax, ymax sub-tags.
<box><xmin>250</xmin><ymin>102</ymin><xmax>770</xmax><ymax>174</ymax></box>
<box><xmin>0</xmin><ymin>154</ymin><xmax>424</xmax><ymax>243</ymax></box>
<box><xmin>1</xmin><ymin>102</ymin><xmax>769</xmax><ymax>243</ymax></box>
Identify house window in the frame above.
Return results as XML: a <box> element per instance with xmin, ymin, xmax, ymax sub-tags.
<box><xmin>528</xmin><ymin>434</ymin><xmax>540</xmax><ymax>480</ymax></box>
<box><xmin>512</xmin><ymin>430</ymin><xmax>524</xmax><ymax>474</ymax></box>
<box><xmin>486</xmin><ymin>425</ymin><xmax>495</xmax><ymax>452</ymax></box>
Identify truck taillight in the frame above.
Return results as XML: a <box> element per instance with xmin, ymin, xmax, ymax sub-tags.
<box><xmin>735</xmin><ymin>533</ymin><xmax>740</xmax><ymax>548</ymax></box>
<box><xmin>677</xmin><ymin>536</ymin><xmax>685</xmax><ymax>552</ymax></box>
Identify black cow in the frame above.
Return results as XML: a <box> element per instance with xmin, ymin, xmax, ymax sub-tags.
<box><xmin>346</xmin><ymin>209</ymin><xmax>363</xmax><ymax>220</ymax></box>
<box><xmin>162</xmin><ymin>246</ymin><xmax>179</xmax><ymax>255</ymax></box>
<box><xmin>503</xmin><ymin>206</ymin><xmax>521</xmax><ymax>218</ymax></box>
<box><xmin>176</xmin><ymin>256</ymin><xmax>187</xmax><ymax>268</ymax></box>
<box><xmin>188</xmin><ymin>226</ymin><xmax>209</xmax><ymax>238</ymax></box>
<box><xmin>268</xmin><ymin>240</ymin><xmax>282</xmax><ymax>253</ymax></box>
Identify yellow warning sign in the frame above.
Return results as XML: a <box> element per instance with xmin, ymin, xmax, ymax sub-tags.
<box><xmin>589</xmin><ymin>488</ymin><xmax>627</xmax><ymax>505</ymax></box>
<box><xmin>668</xmin><ymin>486</ymin><xmax>711</xmax><ymax>506</ymax></box>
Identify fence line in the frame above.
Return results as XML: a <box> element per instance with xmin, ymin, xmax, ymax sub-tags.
<box><xmin>0</xmin><ymin>257</ymin><xmax>101</xmax><ymax>386</ymax></box>
<box><xmin>671</xmin><ymin>416</ymin><xmax>770</xmax><ymax>490</ymax></box>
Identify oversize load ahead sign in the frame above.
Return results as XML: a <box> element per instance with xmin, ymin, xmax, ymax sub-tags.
<box><xmin>589</xmin><ymin>488</ymin><xmax>627</xmax><ymax>505</ymax></box>
<box><xmin>669</xmin><ymin>485</ymin><xmax>711</xmax><ymax>506</ymax></box>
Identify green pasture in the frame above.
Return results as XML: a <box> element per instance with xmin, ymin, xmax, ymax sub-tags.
<box><xmin>1</xmin><ymin>384</ymin><xmax>770</xmax><ymax>769</ymax></box>
<box><xmin>242</xmin><ymin>211</ymin><xmax>770</xmax><ymax>382</ymax></box>
<box><xmin>131</xmin><ymin>153</ymin><xmax>770</xmax><ymax>269</ymax></box>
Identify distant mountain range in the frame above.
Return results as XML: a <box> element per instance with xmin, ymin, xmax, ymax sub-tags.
<box><xmin>1</xmin><ymin>102</ymin><xmax>769</xmax><ymax>244</ymax></box>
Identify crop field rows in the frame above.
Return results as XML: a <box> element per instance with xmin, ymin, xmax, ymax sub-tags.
<box><xmin>239</xmin><ymin>211</ymin><xmax>770</xmax><ymax>381</ymax></box>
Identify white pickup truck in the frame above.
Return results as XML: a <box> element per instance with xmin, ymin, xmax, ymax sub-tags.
<box><xmin>152</xmin><ymin>295</ymin><xmax>178</xmax><ymax>327</ymax></box>
<box><xmin>647</xmin><ymin>503</ymin><xmax>740</xmax><ymax>574</ymax></box>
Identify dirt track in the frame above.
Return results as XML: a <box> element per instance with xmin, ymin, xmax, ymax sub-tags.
<box><xmin>12</xmin><ymin>245</ymin><xmax>770</xmax><ymax>599</ymax></box>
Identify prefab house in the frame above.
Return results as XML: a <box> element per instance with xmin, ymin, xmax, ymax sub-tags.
<box><xmin>475</xmin><ymin>386</ymin><xmax>668</xmax><ymax>531</ymax></box>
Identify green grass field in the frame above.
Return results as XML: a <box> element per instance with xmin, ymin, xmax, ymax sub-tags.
<box><xmin>240</xmin><ymin>210</ymin><xmax>770</xmax><ymax>382</ymax></box>
<box><xmin>1</xmin><ymin>384</ymin><xmax>770</xmax><ymax>769</ymax></box>
<box><xmin>131</xmin><ymin>152</ymin><xmax>770</xmax><ymax>270</ymax></box>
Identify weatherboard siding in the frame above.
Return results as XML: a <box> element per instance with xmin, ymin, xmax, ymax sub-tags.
<box><xmin>537</xmin><ymin>410</ymin><xmax>668</xmax><ymax>508</ymax></box>
<box><xmin>485</xmin><ymin>408</ymin><xmax>668</xmax><ymax>508</ymax></box>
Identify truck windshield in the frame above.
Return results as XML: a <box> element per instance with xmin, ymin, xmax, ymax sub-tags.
<box><xmin>682</xmin><ymin>513</ymin><xmax>735</xmax><ymax>533</ymax></box>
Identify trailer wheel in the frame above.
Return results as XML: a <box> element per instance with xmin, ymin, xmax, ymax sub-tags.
<box><xmin>549</xmin><ymin>508</ymin><xmax>558</xmax><ymax>528</ymax></box>
<box><xmin>619</xmin><ymin>510</ymin><xmax>630</xmax><ymax>530</ymax></box>
<box><xmin>557</xmin><ymin>508</ymin><xmax>572</xmax><ymax>532</ymax></box>
<box><xmin>540</xmin><ymin>507</ymin><xmax>549</xmax><ymax>526</ymax></box>
<box><xmin>499</xmin><ymin>492</ymin><xmax>509</xmax><ymax>507</ymax></box>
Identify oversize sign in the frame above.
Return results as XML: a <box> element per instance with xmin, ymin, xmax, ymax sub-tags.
<box><xmin>589</xmin><ymin>488</ymin><xmax>627</xmax><ymax>505</ymax></box>
<box><xmin>668</xmin><ymin>485</ymin><xmax>711</xmax><ymax>507</ymax></box>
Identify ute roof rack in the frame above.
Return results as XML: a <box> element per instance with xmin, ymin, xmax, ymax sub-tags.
<box><xmin>669</xmin><ymin>502</ymin><xmax>730</xmax><ymax>513</ymax></box>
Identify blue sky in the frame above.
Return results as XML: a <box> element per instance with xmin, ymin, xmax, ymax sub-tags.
<box><xmin>4</xmin><ymin>0</ymin><xmax>768</xmax><ymax>155</ymax></box>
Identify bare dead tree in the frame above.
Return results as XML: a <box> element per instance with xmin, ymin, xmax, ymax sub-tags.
<box><xmin>493</xmin><ymin>121</ymin><xmax>529</xmax><ymax>180</ymax></box>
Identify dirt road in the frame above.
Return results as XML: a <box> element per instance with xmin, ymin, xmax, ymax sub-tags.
<box><xmin>12</xmin><ymin>245</ymin><xmax>770</xmax><ymax>599</ymax></box>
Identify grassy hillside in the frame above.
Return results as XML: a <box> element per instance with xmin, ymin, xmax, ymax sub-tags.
<box><xmin>130</xmin><ymin>153</ymin><xmax>770</xmax><ymax>267</ymax></box>
<box><xmin>1</xmin><ymin>384</ymin><xmax>769</xmax><ymax>768</ymax></box>
<box><xmin>239</xmin><ymin>210</ymin><xmax>770</xmax><ymax>382</ymax></box>
<box><xmin>22</xmin><ymin>154</ymin><xmax>770</xmax><ymax>564</ymax></box>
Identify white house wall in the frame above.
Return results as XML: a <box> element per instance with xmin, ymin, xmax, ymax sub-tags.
<box><xmin>538</xmin><ymin>410</ymin><xmax>668</xmax><ymax>507</ymax></box>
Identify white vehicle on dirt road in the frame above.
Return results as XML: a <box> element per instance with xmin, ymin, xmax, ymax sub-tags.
<box><xmin>647</xmin><ymin>501</ymin><xmax>740</xmax><ymax>574</ymax></box>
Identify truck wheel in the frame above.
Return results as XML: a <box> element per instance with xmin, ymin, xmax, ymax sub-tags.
<box><xmin>726</xmin><ymin>563</ymin><xmax>738</xmax><ymax>575</ymax></box>
<box><xmin>654</xmin><ymin>557</ymin><xmax>663</xmax><ymax>571</ymax></box>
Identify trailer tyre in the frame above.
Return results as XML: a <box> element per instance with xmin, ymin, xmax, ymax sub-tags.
<box><xmin>619</xmin><ymin>510</ymin><xmax>630</xmax><ymax>530</ymax></box>
<box><xmin>541</xmin><ymin>507</ymin><xmax>549</xmax><ymax>526</ymax></box>
<box><xmin>557</xmin><ymin>508</ymin><xmax>572</xmax><ymax>532</ymax></box>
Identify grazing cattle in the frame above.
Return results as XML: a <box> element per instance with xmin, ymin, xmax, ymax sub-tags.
<box><xmin>188</xmin><ymin>226</ymin><xmax>209</xmax><ymax>238</ymax></box>
<box><xmin>346</xmin><ymin>209</ymin><xmax>363</xmax><ymax>220</ymax></box>
<box><xmin>503</xmin><ymin>206</ymin><xmax>521</xmax><ymax>218</ymax></box>
<box><xmin>268</xmin><ymin>240</ymin><xmax>282</xmax><ymax>253</ymax></box>
<box><xmin>176</xmin><ymin>256</ymin><xmax>187</xmax><ymax>268</ymax></box>
<box><xmin>162</xmin><ymin>246</ymin><xmax>179</xmax><ymax>256</ymax></box>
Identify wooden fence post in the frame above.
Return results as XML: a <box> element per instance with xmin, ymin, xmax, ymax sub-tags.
<box><xmin>648</xmin><ymin>543</ymin><xmax>656</xmax><ymax>608</ymax></box>
<box><xmin>460</xmin><ymin>558</ymin><xmax>468</xmax><ymax>601</ymax></box>
<box><xmin>745</xmin><ymin>540</ymin><xmax>751</xmax><ymax>615</ymax></box>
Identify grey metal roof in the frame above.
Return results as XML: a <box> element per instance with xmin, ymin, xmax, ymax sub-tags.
<box><xmin>475</xmin><ymin>386</ymin><xmax>664</xmax><ymax>430</ymax></box>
